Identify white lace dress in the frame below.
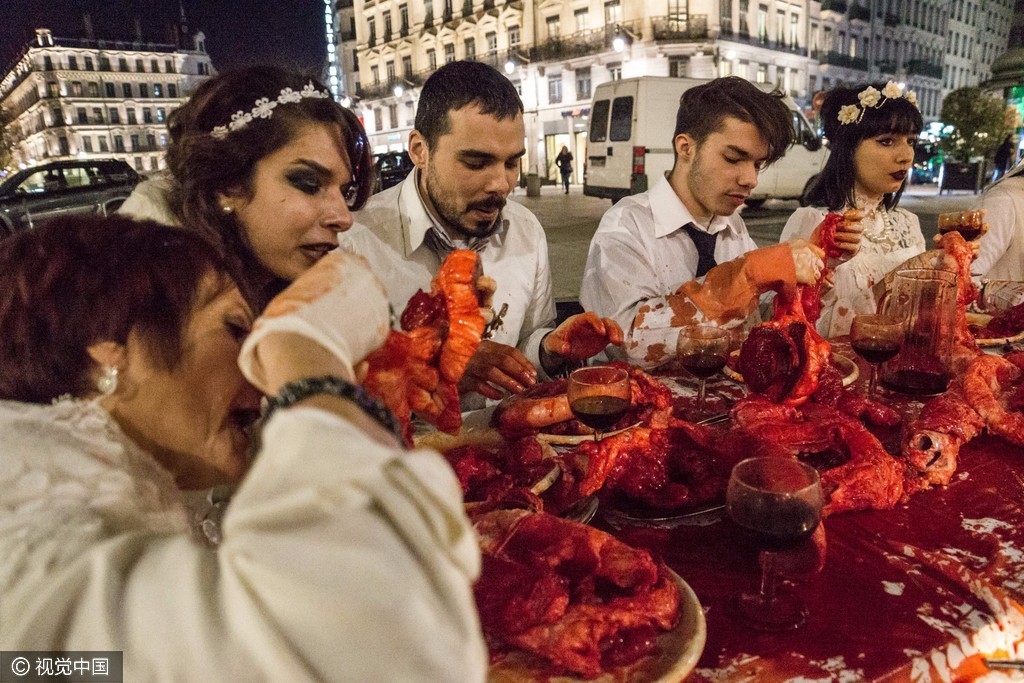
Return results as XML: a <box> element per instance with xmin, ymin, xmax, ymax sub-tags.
<box><xmin>781</xmin><ymin>202</ymin><xmax>925</xmax><ymax>338</ymax></box>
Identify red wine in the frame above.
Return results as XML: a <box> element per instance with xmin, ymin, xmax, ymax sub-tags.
<box><xmin>882</xmin><ymin>369</ymin><xmax>950</xmax><ymax>395</ymax></box>
<box><xmin>851</xmin><ymin>338</ymin><xmax>901</xmax><ymax>364</ymax></box>
<box><xmin>729</xmin><ymin>497</ymin><xmax>820</xmax><ymax>551</ymax></box>
<box><xmin>941</xmin><ymin>225</ymin><xmax>983</xmax><ymax>241</ymax></box>
<box><xmin>681</xmin><ymin>351</ymin><xmax>727</xmax><ymax>379</ymax></box>
<box><xmin>571</xmin><ymin>395</ymin><xmax>630</xmax><ymax>431</ymax></box>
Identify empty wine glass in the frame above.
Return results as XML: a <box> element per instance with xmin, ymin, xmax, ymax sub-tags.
<box><xmin>567</xmin><ymin>366</ymin><xmax>631</xmax><ymax>441</ymax></box>
<box><xmin>850</xmin><ymin>314</ymin><xmax>904</xmax><ymax>398</ymax></box>
<box><xmin>677</xmin><ymin>325</ymin><xmax>729</xmax><ymax>419</ymax></box>
<box><xmin>726</xmin><ymin>456</ymin><xmax>823</xmax><ymax>631</ymax></box>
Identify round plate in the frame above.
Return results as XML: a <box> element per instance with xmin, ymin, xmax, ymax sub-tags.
<box><xmin>723</xmin><ymin>351</ymin><xmax>859</xmax><ymax>387</ymax></box>
<box><xmin>486</xmin><ymin>569</ymin><xmax>706</xmax><ymax>683</ymax></box>
<box><xmin>535</xmin><ymin>422</ymin><xmax>643</xmax><ymax>446</ymax></box>
<box><xmin>968</xmin><ymin>312</ymin><xmax>1024</xmax><ymax>346</ymax></box>
<box><xmin>601</xmin><ymin>501</ymin><xmax>726</xmax><ymax>530</ymax></box>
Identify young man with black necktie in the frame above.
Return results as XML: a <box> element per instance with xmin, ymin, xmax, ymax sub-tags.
<box><xmin>579</xmin><ymin>77</ymin><xmax>826</xmax><ymax>368</ymax></box>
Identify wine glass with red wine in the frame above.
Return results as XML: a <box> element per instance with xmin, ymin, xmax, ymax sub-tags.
<box><xmin>850</xmin><ymin>314</ymin><xmax>904</xmax><ymax>398</ymax></box>
<box><xmin>726</xmin><ymin>456</ymin><xmax>823</xmax><ymax>631</ymax></box>
<box><xmin>677</xmin><ymin>325</ymin><xmax>730</xmax><ymax>419</ymax></box>
<box><xmin>567</xmin><ymin>366</ymin><xmax>632</xmax><ymax>441</ymax></box>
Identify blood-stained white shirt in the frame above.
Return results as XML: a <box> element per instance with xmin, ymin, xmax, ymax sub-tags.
<box><xmin>580</xmin><ymin>176</ymin><xmax>761</xmax><ymax>366</ymax></box>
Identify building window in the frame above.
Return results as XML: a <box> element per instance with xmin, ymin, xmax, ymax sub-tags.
<box><xmin>402</xmin><ymin>55</ymin><xmax>412</xmax><ymax>75</ymax></box>
<box><xmin>509</xmin><ymin>25</ymin><xmax>520</xmax><ymax>49</ymax></box>
<box><xmin>92</xmin><ymin>107</ymin><xmax>102</xmax><ymax>123</ymax></box>
<box><xmin>114</xmin><ymin>135</ymin><xmax>125</xmax><ymax>152</ymax></box>
<box><xmin>371</xmin><ymin>65</ymin><xmax>380</xmax><ymax>85</ymax></box>
<box><xmin>143</xmin><ymin>108</ymin><xmax>153</xmax><ymax>123</ymax></box>
<box><xmin>130</xmin><ymin>134</ymin><xmax>140</xmax><ymax>151</ymax></box>
<box><xmin>720</xmin><ymin>0</ymin><xmax>733</xmax><ymax>32</ymax></box>
<box><xmin>575</xmin><ymin>67</ymin><xmax>591</xmax><ymax>100</ymax></box>
<box><xmin>167</xmin><ymin>84</ymin><xmax>177</xmax><ymax>97</ymax></box>
<box><xmin>445</xmin><ymin>43</ymin><xmax>455</xmax><ymax>63</ymax></box>
<box><xmin>153</xmin><ymin>83</ymin><xmax>162</xmax><ymax>97</ymax></box>
<box><xmin>122</xmin><ymin>83</ymin><xmax>132</xmax><ymax>98</ymax></box>
<box><xmin>165</xmin><ymin>59</ymin><xmax>173</xmax><ymax>73</ymax></box>
<box><xmin>548</xmin><ymin>74</ymin><xmax>563</xmax><ymax>104</ymax></box>
<box><xmin>384</xmin><ymin>13</ymin><xmax>392</xmax><ymax>40</ymax></box>
<box><xmin>151</xmin><ymin>59</ymin><xmax>159</xmax><ymax>72</ymax></box>
<box><xmin>139</xmin><ymin>83</ymin><xmax>149</xmax><ymax>98</ymax></box>
<box><xmin>43</xmin><ymin>56</ymin><xmax>53</xmax><ymax>70</ymax></box>
<box><xmin>605</xmin><ymin>0</ymin><xmax>622</xmax><ymax>25</ymax></box>
<box><xmin>109</xmin><ymin>108</ymin><xmax>120</xmax><ymax>124</ymax></box>
<box><xmin>68</xmin><ymin>56</ymin><xmax>78</xmax><ymax>70</ymax></box>
<box><xmin>546</xmin><ymin>15</ymin><xmax>560</xmax><ymax>39</ymax></box>
<box><xmin>118</xmin><ymin>58</ymin><xmax>128</xmax><ymax>71</ymax></box>
<box><xmin>464</xmin><ymin>38</ymin><xmax>476</xmax><ymax>60</ymax></box>
<box><xmin>147</xmin><ymin>133</ymin><xmax>156</xmax><ymax>149</ymax></box>
<box><xmin>368</xmin><ymin>18</ymin><xmax>376</xmax><ymax>44</ymax></box>
<box><xmin>157</xmin><ymin>108</ymin><xmax>166</xmax><ymax>122</ymax></box>
<box><xmin>511</xmin><ymin>79</ymin><xmax>522</xmax><ymax>96</ymax></box>
<box><xmin>776</xmin><ymin>10</ymin><xmax>785</xmax><ymax>44</ymax></box>
<box><xmin>51</xmin><ymin>106</ymin><xmax>63</xmax><ymax>125</ymax></box>
<box><xmin>739</xmin><ymin>0</ymin><xmax>749</xmax><ymax>34</ymax></box>
<box><xmin>486</xmin><ymin>32</ymin><xmax>497</xmax><ymax>54</ymax></box>
<box><xmin>100</xmin><ymin>56</ymin><xmax>111</xmax><ymax>70</ymax></box>
<box><xmin>757</xmin><ymin>4</ymin><xmax>768</xmax><ymax>42</ymax></box>
<box><xmin>608</xmin><ymin>62</ymin><xmax>622</xmax><ymax>80</ymax></box>
<box><xmin>135</xmin><ymin>59</ymin><xmax>144</xmax><ymax>72</ymax></box>
<box><xmin>72</xmin><ymin>81</ymin><xmax>83</xmax><ymax>96</ymax></box>
<box><xmin>790</xmin><ymin>13</ymin><xmax>799</xmax><ymax>48</ymax></box>
<box><xmin>374</xmin><ymin>108</ymin><xmax>383</xmax><ymax>131</ymax></box>
<box><xmin>58</xmin><ymin>137</ymin><xmax>69</xmax><ymax>155</ymax></box>
<box><xmin>46</xmin><ymin>81</ymin><xmax>59</xmax><ymax>97</ymax></box>
<box><xmin>99</xmin><ymin>137</ymin><xmax>109</xmax><ymax>152</ymax></box>
<box><xmin>87</xmin><ymin>82</ymin><xmax>99</xmax><ymax>97</ymax></box>
<box><xmin>756</xmin><ymin>63</ymin><xmax>767</xmax><ymax>83</ymax></box>
<box><xmin>85</xmin><ymin>56</ymin><xmax>94</xmax><ymax>70</ymax></box>
<box><xmin>82</xmin><ymin>136</ymin><xmax>92</xmax><ymax>152</ymax></box>
<box><xmin>386</xmin><ymin>61</ymin><xmax>395</xmax><ymax>81</ymax></box>
<box><xmin>127</xmin><ymin>109</ymin><xmax>137</xmax><ymax>125</ymax></box>
<box><xmin>719</xmin><ymin>56</ymin><xmax>732</xmax><ymax>77</ymax></box>
<box><xmin>575</xmin><ymin>9</ymin><xmax>589</xmax><ymax>31</ymax></box>
<box><xmin>669</xmin><ymin>56</ymin><xmax>689</xmax><ymax>78</ymax></box>
<box><xmin>427</xmin><ymin>49</ymin><xmax>437</xmax><ymax>70</ymax></box>
<box><xmin>399</xmin><ymin>4</ymin><xmax>409</xmax><ymax>34</ymax></box>
<box><xmin>77</xmin><ymin>107</ymin><xmax>88</xmax><ymax>124</ymax></box>
<box><xmin>388</xmin><ymin>103</ymin><xmax>398</xmax><ymax>128</ymax></box>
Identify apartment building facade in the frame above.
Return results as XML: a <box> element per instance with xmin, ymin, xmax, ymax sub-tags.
<box><xmin>340</xmin><ymin>0</ymin><xmax>1013</xmax><ymax>182</ymax></box>
<box><xmin>0</xmin><ymin>28</ymin><xmax>213</xmax><ymax>174</ymax></box>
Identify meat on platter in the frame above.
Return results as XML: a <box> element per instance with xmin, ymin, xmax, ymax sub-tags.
<box><xmin>473</xmin><ymin>509</ymin><xmax>681</xmax><ymax>679</ymax></box>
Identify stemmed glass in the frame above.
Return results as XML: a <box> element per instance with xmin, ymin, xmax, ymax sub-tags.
<box><xmin>677</xmin><ymin>325</ymin><xmax>730</xmax><ymax>419</ymax></box>
<box><xmin>850</xmin><ymin>314</ymin><xmax>904</xmax><ymax>398</ymax></box>
<box><xmin>567</xmin><ymin>366</ymin><xmax>631</xmax><ymax>441</ymax></box>
<box><xmin>726</xmin><ymin>456</ymin><xmax>824</xmax><ymax>631</ymax></box>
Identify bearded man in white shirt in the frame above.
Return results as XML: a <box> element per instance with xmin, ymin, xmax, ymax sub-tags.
<box><xmin>345</xmin><ymin>61</ymin><xmax>621</xmax><ymax>404</ymax></box>
<box><xmin>580</xmin><ymin>77</ymin><xmax>828</xmax><ymax>367</ymax></box>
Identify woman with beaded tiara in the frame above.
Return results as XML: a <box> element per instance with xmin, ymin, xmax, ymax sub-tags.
<box><xmin>119</xmin><ymin>64</ymin><xmax>373</xmax><ymax>312</ymax></box>
<box><xmin>780</xmin><ymin>82</ymin><xmax>925</xmax><ymax>337</ymax></box>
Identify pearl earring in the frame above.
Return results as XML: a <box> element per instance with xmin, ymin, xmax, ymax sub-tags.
<box><xmin>97</xmin><ymin>366</ymin><xmax>118</xmax><ymax>396</ymax></box>
<box><xmin>221</xmin><ymin>203</ymin><xmax>234</xmax><ymax>215</ymax></box>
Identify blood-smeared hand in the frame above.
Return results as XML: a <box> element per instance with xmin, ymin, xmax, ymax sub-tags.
<box><xmin>543</xmin><ymin>312</ymin><xmax>625</xmax><ymax>361</ymax></box>
<box><xmin>458</xmin><ymin>340</ymin><xmax>538</xmax><ymax>400</ymax></box>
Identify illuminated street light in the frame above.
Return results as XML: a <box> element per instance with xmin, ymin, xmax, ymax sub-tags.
<box><xmin>393</xmin><ymin>84</ymin><xmax>404</xmax><ymax>97</ymax></box>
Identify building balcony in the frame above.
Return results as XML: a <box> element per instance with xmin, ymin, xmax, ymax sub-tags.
<box><xmin>651</xmin><ymin>15</ymin><xmax>709</xmax><ymax>42</ymax></box>
<box><xmin>883</xmin><ymin>13</ymin><xmax>900</xmax><ymax>27</ymax></box>
<box><xmin>907</xmin><ymin>59</ymin><xmax>942</xmax><ymax>79</ymax></box>
<box><xmin>355</xmin><ymin>73</ymin><xmax>426</xmax><ymax>100</ymax></box>
<box><xmin>819</xmin><ymin>51</ymin><xmax>868</xmax><ymax>71</ymax></box>
<box><xmin>718</xmin><ymin>29</ymin><xmax>806</xmax><ymax>56</ymax></box>
<box><xmin>335</xmin><ymin>0</ymin><xmax>353</xmax><ymax>8</ymax></box>
<box><xmin>821</xmin><ymin>0</ymin><xmax>848</xmax><ymax>14</ymax></box>
<box><xmin>876</xmin><ymin>60</ymin><xmax>898</xmax><ymax>73</ymax></box>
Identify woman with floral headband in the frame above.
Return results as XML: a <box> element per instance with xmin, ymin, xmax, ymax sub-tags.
<box><xmin>780</xmin><ymin>81</ymin><xmax>925</xmax><ymax>337</ymax></box>
<box><xmin>120</xmin><ymin>64</ymin><xmax>373</xmax><ymax>312</ymax></box>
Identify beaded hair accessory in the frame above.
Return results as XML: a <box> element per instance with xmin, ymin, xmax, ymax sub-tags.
<box><xmin>838</xmin><ymin>81</ymin><xmax>918</xmax><ymax>126</ymax></box>
<box><xmin>211</xmin><ymin>82</ymin><xmax>331</xmax><ymax>139</ymax></box>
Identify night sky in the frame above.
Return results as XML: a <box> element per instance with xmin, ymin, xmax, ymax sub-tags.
<box><xmin>0</xmin><ymin>1</ymin><xmax>327</xmax><ymax>73</ymax></box>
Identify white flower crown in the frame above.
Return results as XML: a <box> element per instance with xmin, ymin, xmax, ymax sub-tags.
<box><xmin>837</xmin><ymin>81</ymin><xmax>918</xmax><ymax>126</ymax></box>
<box><xmin>210</xmin><ymin>82</ymin><xmax>331</xmax><ymax>139</ymax></box>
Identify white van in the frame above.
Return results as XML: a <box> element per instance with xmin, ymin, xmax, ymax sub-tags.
<box><xmin>583</xmin><ymin>77</ymin><xmax>828</xmax><ymax>206</ymax></box>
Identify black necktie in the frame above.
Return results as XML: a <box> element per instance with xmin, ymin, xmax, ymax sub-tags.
<box><xmin>683</xmin><ymin>224</ymin><xmax>718</xmax><ymax>278</ymax></box>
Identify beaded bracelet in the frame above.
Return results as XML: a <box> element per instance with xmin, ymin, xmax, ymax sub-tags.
<box><xmin>264</xmin><ymin>375</ymin><xmax>404</xmax><ymax>442</ymax></box>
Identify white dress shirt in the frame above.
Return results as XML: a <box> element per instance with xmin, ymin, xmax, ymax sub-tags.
<box><xmin>0</xmin><ymin>398</ymin><xmax>487</xmax><ymax>682</ymax></box>
<box><xmin>343</xmin><ymin>172</ymin><xmax>557</xmax><ymax>388</ymax></box>
<box><xmin>976</xmin><ymin>174</ymin><xmax>1024</xmax><ymax>282</ymax></box>
<box><xmin>580</xmin><ymin>176</ymin><xmax>760</xmax><ymax>365</ymax></box>
<box><xmin>781</xmin><ymin>204</ymin><xmax>924</xmax><ymax>337</ymax></box>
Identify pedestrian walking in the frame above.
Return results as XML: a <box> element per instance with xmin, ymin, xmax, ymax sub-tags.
<box><xmin>556</xmin><ymin>145</ymin><xmax>573</xmax><ymax>194</ymax></box>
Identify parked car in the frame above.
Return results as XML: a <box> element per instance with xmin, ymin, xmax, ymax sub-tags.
<box><xmin>0</xmin><ymin>159</ymin><xmax>141</xmax><ymax>236</ymax></box>
<box><xmin>373</xmin><ymin>151</ymin><xmax>414</xmax><ymax>193</ymax></box>
<box><xmin>583</xmin><ymin>77</ymin><xmax>828</xmax><ymax>206</ymax></box>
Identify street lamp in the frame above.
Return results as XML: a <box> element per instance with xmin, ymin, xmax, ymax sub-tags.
<box><xmin>392</xmin><ymin>78</ymin><xmax>414</xmax><ymax>98</ymax></box>
<box><xmin>613</xmin><ymin>24</ymin><xmax>639</xmax><ymax>53</ymax></box>
<box><xmin>504</xmin><ymin>51</ymin><xmax>530</xmax><ymax>75</ymax></box>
